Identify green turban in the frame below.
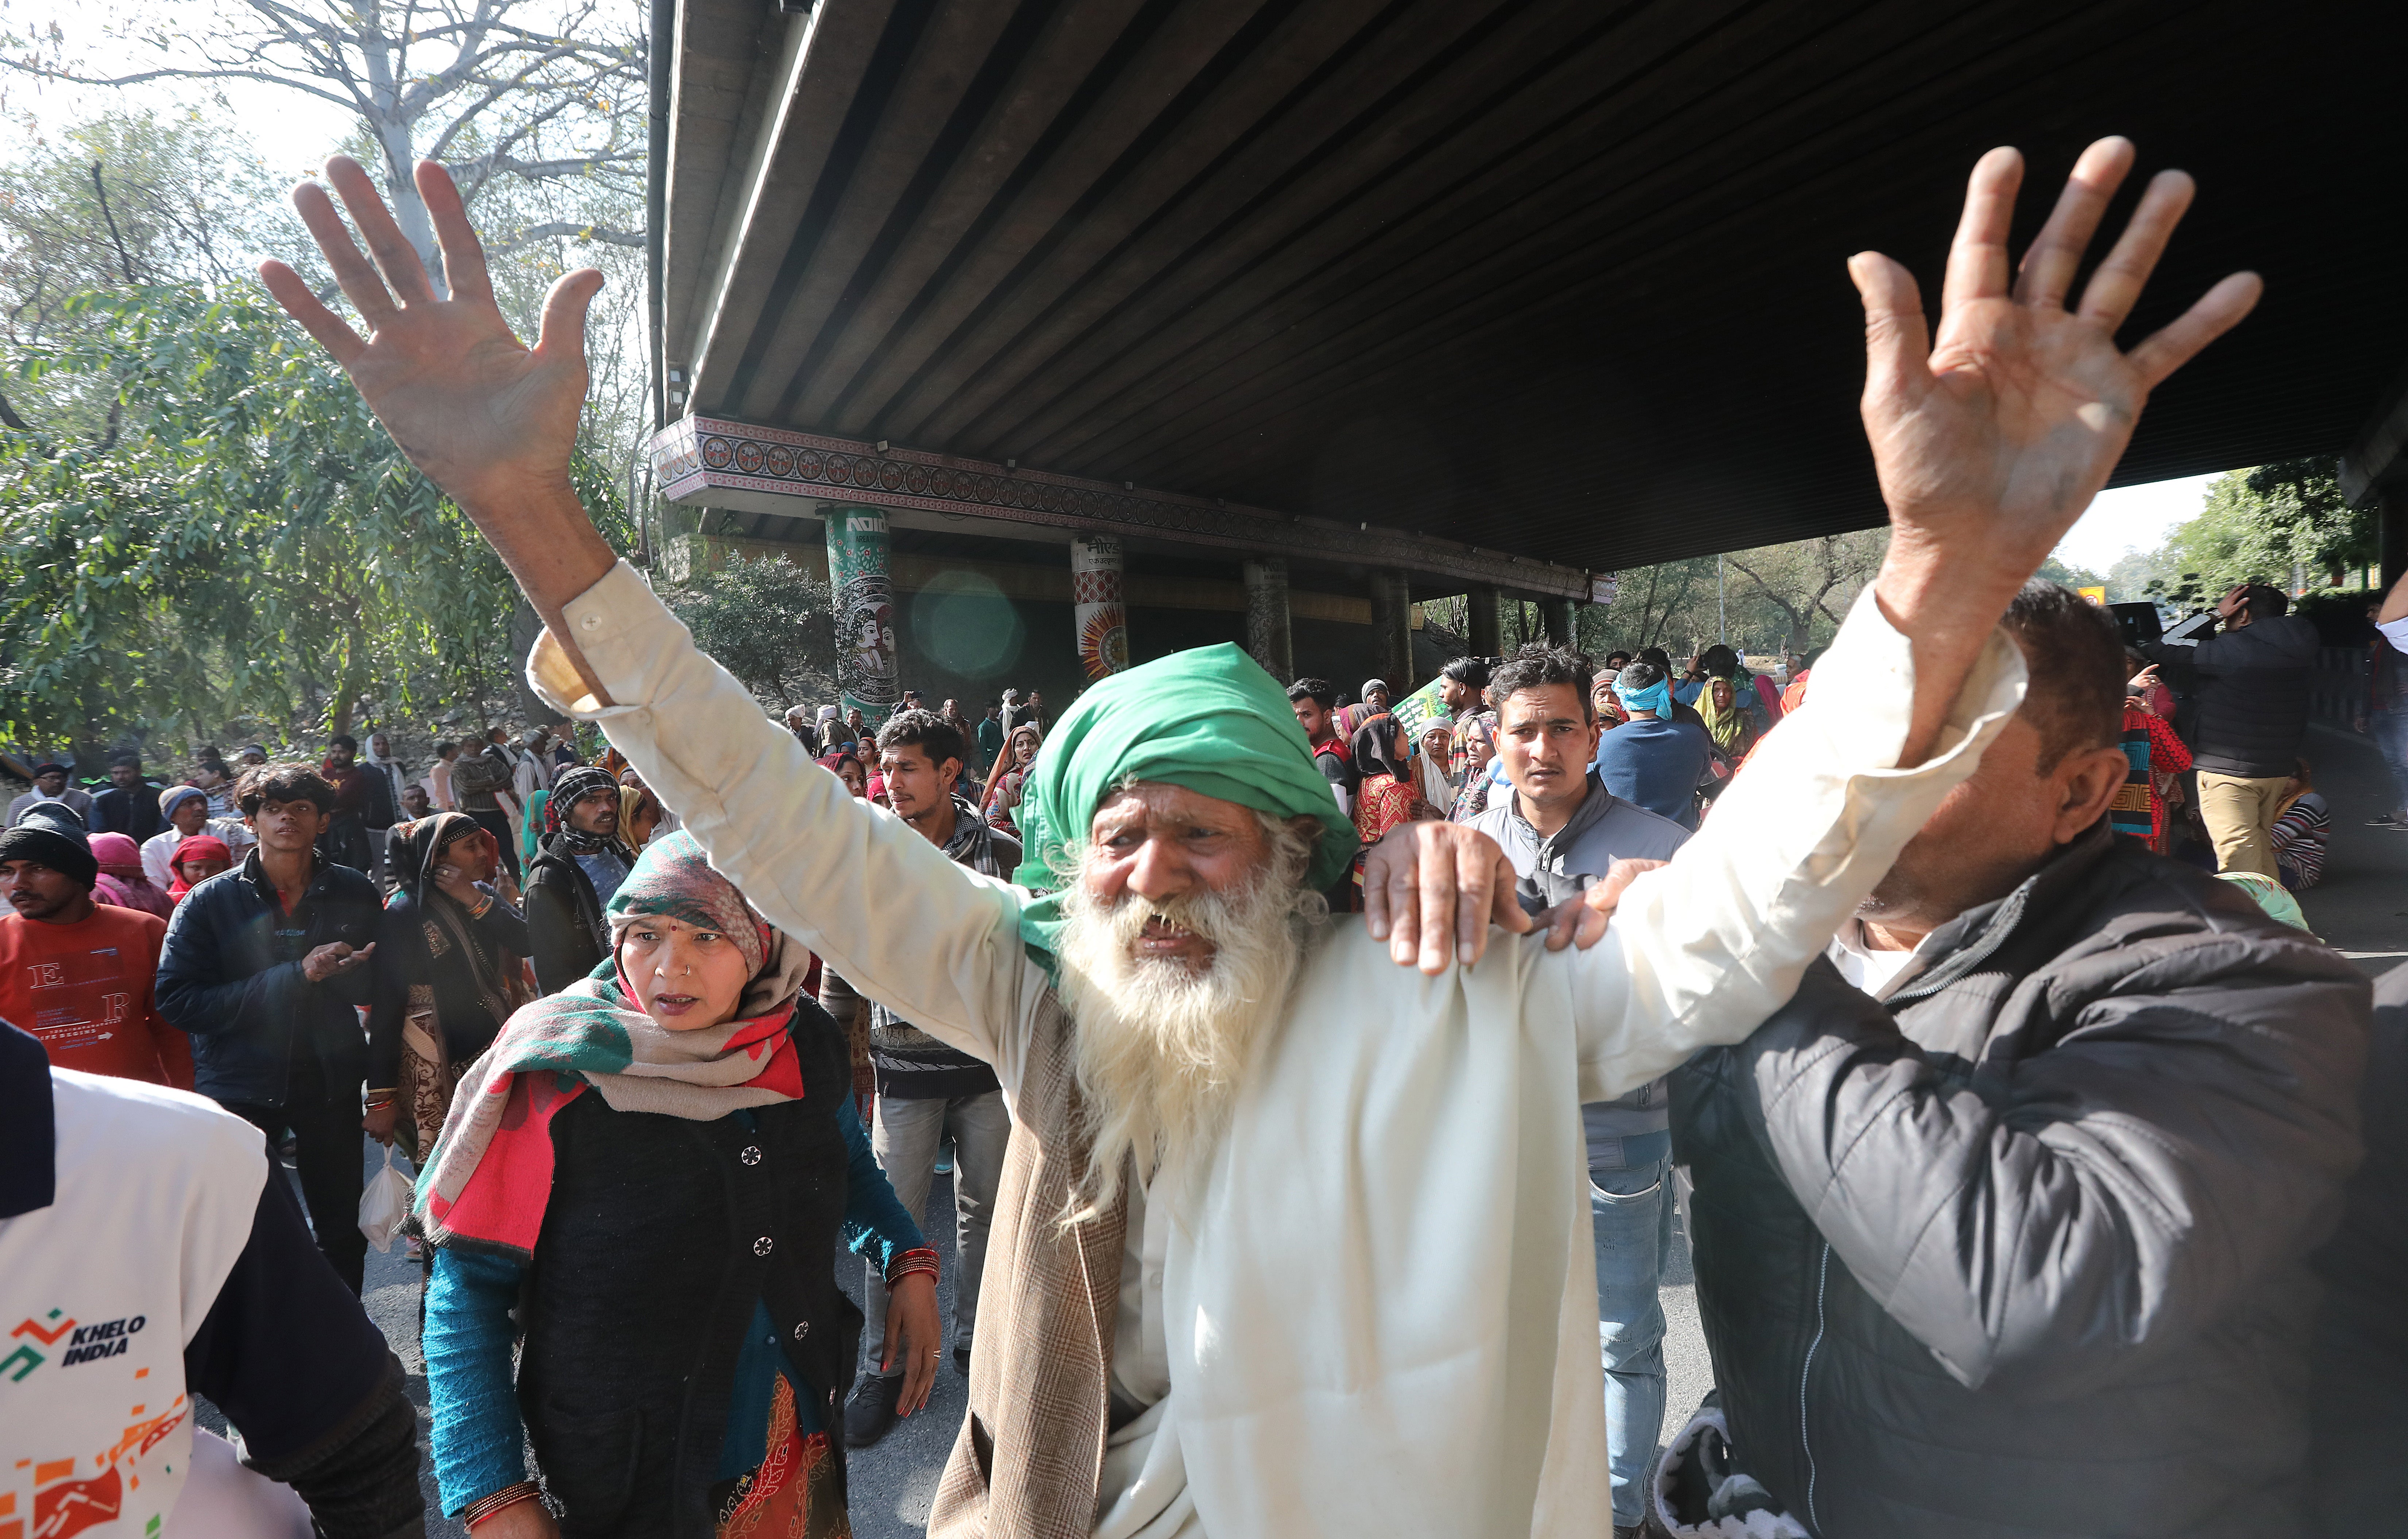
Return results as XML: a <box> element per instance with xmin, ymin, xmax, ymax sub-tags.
<box><xmin>1012</xmin><ymin>642</ymin><xmax>1359</xmax><ymax>974</ymax></box>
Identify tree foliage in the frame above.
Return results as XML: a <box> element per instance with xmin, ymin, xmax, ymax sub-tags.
<box><xmin>0</xmin><ymin>282</ymin><xmax>630</xmax><ymax>756</ymax></box>
<box><xmin>0</xmin><ymin>110</ymin><xmax>322</xmax><ymax>437</ymax></box>
<box><xmin>660</xmin><ymin>553</ymin><xmax>837</xmax><ymax>713</ymax></box>
<box><xmin>2154</xmin><ymin>459</ymin><xmax>2372</xmax><ymax>608</ymax></box>
<box><xmin>1580</xmin><ymin>528</ymin><xmax>1887</xmax><ymax>660</ymax></box>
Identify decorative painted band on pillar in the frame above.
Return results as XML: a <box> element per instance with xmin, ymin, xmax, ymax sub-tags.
<box><xmin>1071</xmin><ymin>535</ymin><xmax>1129</xmax><ymax>680</ymax></box>
<box><xmin>826</xmin><ymin>505</ymin><xmax>899</xmax><ymax>721</ymax></box>
<box><xmin>1243</xmin><ymin>558</ymin><xmax>1292</xmax><ymax>683</ymax></box>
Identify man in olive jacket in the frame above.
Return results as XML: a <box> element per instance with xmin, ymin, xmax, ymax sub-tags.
<box><xmin>1672</xmin><ymin>583</ymin><xmax>2369</xmax><ymax>1539</ymax></box>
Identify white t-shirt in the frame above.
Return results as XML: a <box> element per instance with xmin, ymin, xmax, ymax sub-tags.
<box><xmin>2378</xmin><ymin>615</ymin><xmax>2408</xmax><ymax>656</ymax></box>
<box><xmin>0</xmin><ymin>1072</ymin><xmax>267</xmax><ymax>1536</ymax></box>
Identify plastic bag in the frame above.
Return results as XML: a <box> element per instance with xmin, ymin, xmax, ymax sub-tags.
<box><xmin>359</xmin><ymin>1144</ymin><xmax>413</xmax><ymax>1253</ymax></box>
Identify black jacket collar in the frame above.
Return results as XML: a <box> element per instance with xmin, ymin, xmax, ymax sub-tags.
<box><xmin>0</xmin><ymin>1021</ymin><xmax>55</xmax><ymax>1218</ymax></box>
<box><xmin>1886</xmin><ymin>818</ymin><xmax>2118</xmax><ymax>1007</ymax></box>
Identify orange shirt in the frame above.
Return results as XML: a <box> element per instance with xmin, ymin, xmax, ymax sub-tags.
<box><xmin>0</xmin><ymin>906</ymin><xmax>192</xmax><ymax>1088</ymax></box>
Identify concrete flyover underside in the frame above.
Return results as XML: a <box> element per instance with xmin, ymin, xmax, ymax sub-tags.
<box><xmin>647</xmin><ymin>0</ymin><xmax>2405</xmax><ymax>579</ymax></box>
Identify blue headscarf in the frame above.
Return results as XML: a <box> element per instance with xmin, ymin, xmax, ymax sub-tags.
<box><xmin>1614</xmin><ymin>675</ymin><xmax>1673</xmax><ymax>716</ymax></box>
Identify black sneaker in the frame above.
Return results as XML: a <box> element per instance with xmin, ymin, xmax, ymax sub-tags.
<box><xmin>842</xmin><ymin>1372</ymin><xmax>904</xmax><ymax>1448</ymax></box>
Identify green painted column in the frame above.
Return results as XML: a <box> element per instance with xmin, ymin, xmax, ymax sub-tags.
<box><xmin>826</xmin><ymin>505</ymin><xmax>899</xmax><ymax>721</ymax></box>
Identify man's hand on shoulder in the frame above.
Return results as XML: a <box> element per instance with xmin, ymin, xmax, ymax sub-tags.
<box><xmin>1361</xmin><ymin>821</ymin><xmax>1530</xmax><ymax>975</ymax></box>
<box><xmin>1533</xmin><ymin>860</ymin><xmax>1667</xmax><ymax>953</ymax></box>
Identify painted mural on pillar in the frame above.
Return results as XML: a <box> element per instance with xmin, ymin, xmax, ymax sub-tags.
<box><xmin>826</xmin><ymin>507</ymin><xmax>898</xmax><ymax>720</ymax></box>
<box><xmin>1071</xmin><ymin>535</ymin><xmax>1128</xmax><ymax>681</ymax></box>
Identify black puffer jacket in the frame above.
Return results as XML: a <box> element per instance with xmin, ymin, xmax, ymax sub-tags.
<box><xmin>522</xmin><ymin>835</ymin><xmax>611</xmax><ymax>994</ymax></box>
<box><xmin>2309</xmin><ymin>962</ymin><xmax>2408</xmax><ymax>1527</ymax></box>
<box><xmin>1672</xmin><ymin>821</ymin><xmax>2368</xmax><ymax>1538</ymax></box>
<box><xmin>157</xmin><ymin>849</ymin><xmax>385</xmax><ymax>1106</ymax></box>
<box><xmin>2153</xmin><ymin>614</ymin><xmax>2319</xmax><ymax>776</ymax></box>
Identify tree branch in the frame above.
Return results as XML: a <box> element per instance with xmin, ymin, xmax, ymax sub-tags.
<box><xmin>88</xmin><ymin>162</ymin><xmax>142</xmax><ymax>284</ymax></box>
<box><xmin>0</xmin><ymin>56</ymin><xmax>359</xmax><ymax>109</ymax></box>
<box><xmin>481</xmin><ymin>221</ymin><xmax>646</xmax><ymax>256</ymax></box>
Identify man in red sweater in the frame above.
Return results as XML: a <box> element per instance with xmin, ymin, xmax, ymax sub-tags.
<box><xmin>0</xmin><ymin>819</ymin><xmax>191</xmax><ymax>1087</ymax></box>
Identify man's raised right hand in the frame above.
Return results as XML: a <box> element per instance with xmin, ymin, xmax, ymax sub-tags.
<box><xmin>261</xmin><ymin>159</ymin><xmax>620</xmax><ymax>698</ymax></box>
<box><xmin>261</xmin><ymin>158</ymin><xmax>595</xmax><ymax>523</ymax></box>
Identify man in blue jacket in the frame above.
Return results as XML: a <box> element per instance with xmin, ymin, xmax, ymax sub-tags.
<box><xmin>158</xmin><ymin>763</ymin><xmax>384</xmax><ymax>1293</ymax></box>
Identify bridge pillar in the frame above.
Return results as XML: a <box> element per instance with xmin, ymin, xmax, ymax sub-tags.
<box><xmin>1539</xmin><ymin>596</ymin><xmax>1577</xmax><ymax>650</ymax></box>
<box><xmin>826</xmin><ymin>506</ymin><xmax>899</xmax><ymax>721</ymax></box>
<box><xmin>2381</xmin><ymin>486</ymin><xmax>2408</xmax><ymax>594</ymax></box>
<box><xmin>1467</xmin><ymin>586</ymin><xmax>1502</xmax><ymax>657</ymax></box>
<box><xmin>1371</xmin><ymin>569</ymin><xmax>1415</xmax><ymax>689</ymax></box>
<box><xmin>1243</xmin><ymin>558</ymin><xmax>1292</xmax><ymax>682</ymax></box>
<box><xmin>1071</xmin><ymin>535</ymin><xmax>1130</xmax><ymax>681</ymax></box>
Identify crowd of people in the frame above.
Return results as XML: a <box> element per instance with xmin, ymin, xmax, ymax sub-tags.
<box><xmin>5</xmin><ymin>134</ymin><xmax>2401</xmax><ymax>1539</ymax></box>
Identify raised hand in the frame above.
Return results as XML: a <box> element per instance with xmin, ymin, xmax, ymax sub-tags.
<box><xmin>260</xmin><ymin>159</ymin><xmax>620</xmax><ymax>683</ymax></box>
<box><xmin>261</xmin><ymin>158</ymin><xmax>596</xmax><ymax>516</ymax></box>
<box><xmin>1853</xmin><ymin>137</ymin><xmax>2260</xmax><ymax>589</ymax></box>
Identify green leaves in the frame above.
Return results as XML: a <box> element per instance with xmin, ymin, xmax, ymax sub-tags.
<box><xmin>2158</xmin><ymin>460</ymin><xmax>2373</xmax><ymax>608</ymax></box>
<box><xmin>0</xmin><ymin>281</ymin><xmax>626</xmax><ymax>749</ymax></box>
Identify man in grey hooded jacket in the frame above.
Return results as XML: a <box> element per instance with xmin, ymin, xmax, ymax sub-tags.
<box><xmin>1469</xmin><ymin>641</ymin><xmax>1687</xmax><ymax>1536</ymax></box>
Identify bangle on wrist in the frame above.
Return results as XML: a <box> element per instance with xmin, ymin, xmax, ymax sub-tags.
<box><xmin>462</xmin><ymin>1481</ymin><xmax>543</xmax><ymax>1528</ymax></box>
<box><xmin>885</xmin><ymin>1246</ymin><xmax>939</xmax><ymax>1288</ymax></box>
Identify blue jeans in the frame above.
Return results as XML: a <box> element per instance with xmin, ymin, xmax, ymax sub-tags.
<box><xmin>1592</xmin><ymin>1128</ymin><xmax>1674</xmax><ymax>1527</ymax></box>
<box><xmin>2371</xmin><ymin>709</ymin><xmax>2408</xmax><ymax>817</ymax></box>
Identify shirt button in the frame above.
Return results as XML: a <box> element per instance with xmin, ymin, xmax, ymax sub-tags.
<box><xmin>740</xmin><ymin>1146</ymin><xmax>763</xmax><ymax>1165</ymax></box>
<box><xmin>579</xmin><ymin>614</ymin><xmax>601</xmax><ymax>631</ymax></box>
<box><xmin>792</xmin><ymin>1320</ymin><xmax>810</xmax><ymax>1341</ymax></box>
<box><xmin>753</xmin><ymin>1236</ymin><xmax>774</xmax><ymax>1257</ymax></box>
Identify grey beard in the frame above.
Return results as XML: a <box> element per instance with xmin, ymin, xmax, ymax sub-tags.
<box><xmin>1054</xmin><ymin>864</ymin><xmax>1319</xmax><ymax>1219</ymax></box>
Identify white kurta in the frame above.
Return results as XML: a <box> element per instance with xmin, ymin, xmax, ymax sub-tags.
<box><xmin>530</xmin><ymin>566</ymin><xmax>2023</xmax><ymax>1538</ymax></box>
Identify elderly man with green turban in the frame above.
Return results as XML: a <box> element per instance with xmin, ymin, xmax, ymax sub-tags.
<box><xmin>271</xmin><ymin>132</ymin><xmax>2257</xmax><ymax>1538</ymax></box>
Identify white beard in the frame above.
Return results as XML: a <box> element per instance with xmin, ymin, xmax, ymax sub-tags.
<box><xmin>1055</xmin><ymin>848</ymin><xmax>1322</xmax><ymax>1216</ymax></box>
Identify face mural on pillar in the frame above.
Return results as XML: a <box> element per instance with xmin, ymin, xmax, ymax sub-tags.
<box><xmin>1072</xmin><ymin>534</ymin><xmax>1130</xmax><ymax>681</ymax></box>
<box><xmin>827</xmin><ymin>506</ymin><xmax>899</xmax><ymax>717</ymax></box>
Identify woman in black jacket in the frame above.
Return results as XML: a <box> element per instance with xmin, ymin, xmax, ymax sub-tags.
<box><xmin>417</xmin><ymin>830</ymin><xmax>939</xmax><ymax>1538</ymax></box>
<box><xmin>367</xmin><ymin>813</ymin><xmax>535</xmax><ymax>1158</ymax></box>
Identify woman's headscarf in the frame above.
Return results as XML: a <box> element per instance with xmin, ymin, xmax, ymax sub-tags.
<box><xmin>416</xmin><ymin>831</ymin><xmax>815</xmax><ymax>1259</ymax></box>
<box><xmin>89</xmin><ymin>832</ymin><xmax>174</xmax><ymax>919</ymax></box>
<box><xmin>389</xmin><ymin>812</ymin><xmax>488</xmax><ymax>899</ymax></box>
<box><xmin>979</xmin><ymin>722</ymin><xmax>1042</xmax><ymax>814</ymax></box>
<box><xmin>816</xmin><ymin>744</ymin><xmax>865</xmax><ymax>796</ymax></box>
<box><xmin>1415</xmin><ymin>722</ymin><xmax>1458</xmax><ymax>810</ymax></box>
<box><xmin>1349</xmin><ymin>713</ymin><xmax>1411</xmax><ymax>784</ymax></box>
<box><xmin>1696</xmin><ymin>679</ymin><xmax>1748</xmax><ymax>752</ymax></box>
<box><xmin>167</xmin><ymin>835</ymin><xmax>232</xmax><ymax>901</ymax></box>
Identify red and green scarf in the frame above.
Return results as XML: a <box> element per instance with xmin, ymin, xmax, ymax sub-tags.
<box><xmin>414</xmin><ymin>831</ymin><xmax>814</xmax><ymax>1259</ymax></box>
